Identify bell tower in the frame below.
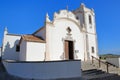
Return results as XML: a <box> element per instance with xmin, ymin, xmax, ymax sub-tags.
<box><xmin>73</xmin><ymin>3</ymin><xmax>98</xmax><ymax>60</ymax></box>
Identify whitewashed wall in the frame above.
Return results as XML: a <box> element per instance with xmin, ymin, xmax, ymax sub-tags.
<box><xmin>3</xmin><ymin>60</ymin><xmax>81</xmax><ymax>79</ymax></box>
<box><xmin>87</xmin><ymin>34</ymin><xmax>98</xmax><ymax>59</ymax></box>
<box><xmin>26</xmin><ymin>42</ymin><xmax>45</xmax><ymax>61</ymax></box>
<box><xmin>106</xmin><ymin>58</ymin><xmax>120</xmax><ymax>67</ymax></box>
<box><xmin>2</xmin><ymin>34</ymin><xmax>21</xmax><ymax>60</ymax></box>
<box><xmin>84</xmin><ymin>6</ymin><xmax>98</xmax><ymax>60</ymax></box>
<box><xmin>73</xmin><ymin>4</ymin><xmax>98</xmax><ymax>60</ymax></box>
<box><xmin>34</xmin><ymin>27</ymin><xmax>46</xmax><ymax>40</ymax></box>
<box><xmin>46</xmin><ymin>10</ymin><xmax>85</xmax><ymax>61</ymax></box>
<box><xmin>19</xmin><ymin>40</ymin><xmax>26</xmax><ymax>61</ymax></box>
<box><xmin>84</xmin><ymin>12</ymin><xmax>96</xmax><ymax>34</ymax></box>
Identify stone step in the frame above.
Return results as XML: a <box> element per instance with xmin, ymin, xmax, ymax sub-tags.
<box><xmin>82</xmin><ymin>60</ymin><xmax>120</xmax><ymax>75</ymax></box>
<box><xmin>89</xmin><ymin>74</ymin><xmax>120</xmax><ymax>80</ymax></box>
<box><xmin>82</xmin><ymin>69</ymin><xmax>101</xmax><ymax>74</ymax></box>
<box><xmin>83</xmin><ymin>70</ymin><xmax>105</xmax><ymax>76</ymax></box>
<box><xmin>81</xmin><ymin>60</ymin><xmax>120</xmax><ymax>80</ymax></box>
<box><xmin>82</xmin><ymin>69</ymin><xmax>120</xmax><ymax>80</ymax></box>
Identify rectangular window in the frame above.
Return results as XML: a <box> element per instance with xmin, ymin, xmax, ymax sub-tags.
<box><xmin>91</xmin><ymin>47</ymin><xmax>94</xmax><ymax>53</ymax></box>
<box><xmin>89</xmin><ymin>15</ymin><xmax>92</xmax><ymax>24</ymax></box>
<box><xmin>16</xmin><ymin>45</ymin><xmax>20</xmax><ymax>52</ymax></box>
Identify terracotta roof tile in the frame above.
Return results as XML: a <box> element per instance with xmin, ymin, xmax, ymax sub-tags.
<box><xmin>22</xmin><ymin>35</ymin><xmax>45</xmax><ymax>43</ymax></box>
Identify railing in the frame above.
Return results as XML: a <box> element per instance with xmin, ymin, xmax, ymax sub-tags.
<box><xmin>92</xmin><ymin>56</ymin><xmax>118</xmax><ymax>73</ymax></box>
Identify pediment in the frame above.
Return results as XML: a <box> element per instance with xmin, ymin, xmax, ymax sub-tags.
<box><xmin>53</xmin><ymin>10</ymin><xmax>79</xmax><ymax>23</ymax></box>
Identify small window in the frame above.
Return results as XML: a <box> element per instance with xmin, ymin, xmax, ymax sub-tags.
<box><xmin>89</xmin><ymin>15</ymin><xmax>92</xmax><ymax>24</ymax></box>
<box><xmin>91</xmin><ymin>47</ymin><xmax>94</xmax><ymax>53</ymax></box>
<box><xmin>16</xmin><ymin>45</ymin><xmax>20</xmax><ymax>52</ymax></box>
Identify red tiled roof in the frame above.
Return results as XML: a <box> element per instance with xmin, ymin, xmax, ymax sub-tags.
<box><xmin>22</xmin><ymin>35</ymin><xmax>45</xmax><ymax>43</ymax></box>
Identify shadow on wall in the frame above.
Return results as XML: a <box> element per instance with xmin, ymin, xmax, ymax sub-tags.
<box><xmin>3</xmin><ymin>40</ymin><xmax>20</xmax><ymax>60</ymax></box>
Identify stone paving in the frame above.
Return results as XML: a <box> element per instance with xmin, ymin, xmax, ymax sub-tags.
<box><xmin>81</xmin><ymin>60</ymin><xmax>120</xmax><ymax>75</ymax></box>
<box><xmin>82</xmin><ymin>60</ymin><xmax>120</xmax><ymax>80</ymax></box>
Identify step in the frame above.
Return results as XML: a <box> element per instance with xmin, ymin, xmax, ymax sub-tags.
<box><xmin>83</xmin><ymin>71</ymin><xmax>105</xmax><ymax>76</ymax></box>
<box><xmin>82</xmin><ymin>69</ymin><xmax>103</xmax><ymax>75</ymax></box>
<box><xmin>89</xmin><ymin>74</ymin><xmax>120</xmax><ymax>80</ymax></box>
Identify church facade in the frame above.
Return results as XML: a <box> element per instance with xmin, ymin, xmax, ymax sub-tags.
<box><xmin>1</xmin><ymin>3</ymin><xmax>98</xmax><ymax>61</ymax></box>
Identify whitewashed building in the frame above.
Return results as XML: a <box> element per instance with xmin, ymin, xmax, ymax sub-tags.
<box><xmin>2</xmin><ymin>3</ymin><xmax>98</xmax><ymax>61</ymax></box>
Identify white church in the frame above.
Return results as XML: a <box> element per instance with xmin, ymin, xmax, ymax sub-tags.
<box><xmin>1</xmin><ymin>3</ymin><xmax>98</xmax><ymax>62</ymax></box>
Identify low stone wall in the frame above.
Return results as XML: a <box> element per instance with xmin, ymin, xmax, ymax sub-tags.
<box><xmin>3</xmin><ymin>60</ymin><xmax>81</xmax><ymax>79</ymax></box>
<box><xmin>106</xmin><ymin>58</ymin><xmax>120</xmax><ymax>67</ymax></box>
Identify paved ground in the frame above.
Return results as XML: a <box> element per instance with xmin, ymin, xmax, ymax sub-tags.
<box><xmin>81</xmin><ymin>60</ymin><xmax>120</xmax><ymax>75</ymax></box>
<box><xmin>81</xmin><ymin>60</ymin><xmax>120</xmax><ymax>80</ymax></box>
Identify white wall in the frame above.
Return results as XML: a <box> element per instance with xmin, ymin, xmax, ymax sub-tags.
<box><xmin>34</xmin><ymin>27</ymin><xmax>46</xmax><ymax>40</ymax></box>
<box><xmin>84</xmin><ymin>12</ymin><xmax>96</xmax><ymax>34</ymax></box>
<box><xmin>46</xmin><ymin>11</ymin><xmax>85</xmax><ymax>61</ymax></box>
<box><xmin>19</xmin><ymin>40</ymin><xmax>26</xmax><ymax>61</ymax></box>
<box><xmin>84</xmin><ymin>6</ymin><xmax>98</xmax><ymax>59</ymax></box>
<box><xmin>3</xmin><ymin>60</ymin><xmax>81</xmax><ymax>79</ymax></box>
<box><xmin>73</xmin><ymin>4</ymin><xmax>98</xmax><ymax>60</ymax></box>
<box><xmin>87</xmin><ymin>34</ymin><xmax>98</xmax><ymax>59</ymax></box>
<box><xmin>106</xmin><ymin>58</ymin><xmax>120</xmax><ymax>67</ymax></box>
<box><xmin>2</xmin><ymin>34</ymin><xmax>21</xmax><ymax>60</ymax></box>
<box><xmin>26</xmin><ymin>42</ymin><xmax>45</xmax><ymax>61</ymax></box>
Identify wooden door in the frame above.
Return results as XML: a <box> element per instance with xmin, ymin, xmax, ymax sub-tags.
<box><xmin>65</xmin><ymin>41</ymin><xmax>74</xmax><ymax>60</ymax></box>
<box><xmin>65</xmin><ymin>41</ymin><xmax>69</xmax><ymax>59</ymax></box>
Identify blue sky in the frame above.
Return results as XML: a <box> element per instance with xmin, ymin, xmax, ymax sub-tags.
<box><xmin>0</xmin><ymin>0</ymin><xmax>120</xmax><ymax>54</ymax></box>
